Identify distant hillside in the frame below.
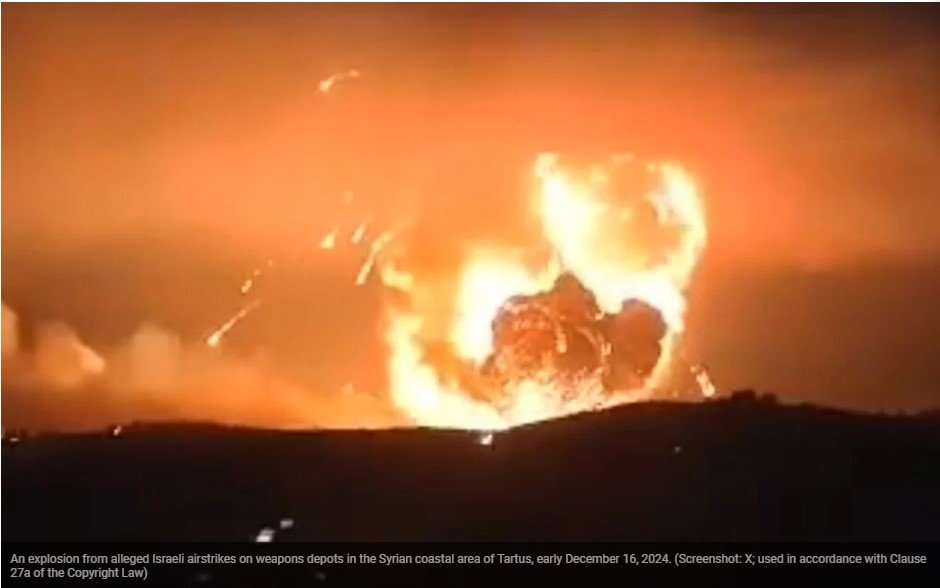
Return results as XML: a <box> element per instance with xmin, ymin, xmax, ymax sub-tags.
<box><xmin>3</xmin><ymin>397</ymin><xmax>939</xmax><ymax>541</ymax></box>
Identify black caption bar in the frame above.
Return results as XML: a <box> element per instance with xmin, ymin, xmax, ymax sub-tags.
<box><xmin>3</xmin><ymin>543</ymin><xmax>938</xmax><ymax>585</ymax></box>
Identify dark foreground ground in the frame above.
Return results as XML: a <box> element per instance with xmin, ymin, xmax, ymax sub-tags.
<box><xmin>3</xmin><ymin>396</ymin><xmax>939</xmax><ymax>541</ymax></box>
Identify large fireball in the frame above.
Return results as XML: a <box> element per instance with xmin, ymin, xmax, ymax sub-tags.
<box><xmin>376</xmin><ymin>153</ymin><xmax>708</xmax><ymax>430</ymax></box>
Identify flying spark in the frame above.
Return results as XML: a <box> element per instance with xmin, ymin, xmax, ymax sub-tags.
<box><xmin>320</xmin><ymin>228</ymin><xmax>338</xmax><ymax>250</ymax></box>
<box><xmin>206</xmin><ymin>299</ymin><xmax>263</xmax><ymax>348</ymax></box>
<box><xmin>356</xmin><ymin>231</ymin><xmax>396</xmax><ymax>286</ymax></box>
<box><xmin>351</xmin><ymin>220</ymin><xmax>369</xmax><ymax>244</ymax></box>
<box><xmin>240</xmin><ymin>259</ymin><xmax>274</xmax><ymax>295</ymax></box>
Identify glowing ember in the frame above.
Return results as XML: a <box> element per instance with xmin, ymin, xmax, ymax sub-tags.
<box><xmin>375</xmin><ymin>153</ymin><xmax>708</xmax><ymax>429</ymax></box>
<box><xmin>206</xmin><ymin>299</ymin><xmax>263</xmax><ymax>348</ymax></box>
<box><xmin>319</xmin><ymin>228</ymin><xmax>338</xmax><ymax>250</ymax></box>
<box><xmin>254</xmin><ymin>527</ymin><xmax>275</xmax><ymax>543</ymax></box>
<box><xmin>356</xmin><ymin>231</ymin><xmax>396</xmax><ymax>286</ymax></box>
<box><xmin>240</xmin><ymin>259</ymin><xmax>273</xmax><ymax>295</ymax></box>
<box><xmin>351</xmin><ymin>219</ymin><xmax>369</xmax><ymax>244</ymax></box>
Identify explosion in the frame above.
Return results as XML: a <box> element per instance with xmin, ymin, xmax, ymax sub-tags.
<box><xmin>2</xmin><ymin>152</ymin><xmax>711</xmax><ymax>433</ymax></box>
<box><xmin>3</xmin><ymin>58</ymin><xmax>715</xmax><ymax>433</ymax></box>
<box><xmin>373</xmin><ymin>153</ymin><xmax>709</xmax><ymax>430</ymax></box>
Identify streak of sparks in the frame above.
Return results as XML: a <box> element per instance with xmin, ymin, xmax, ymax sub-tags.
<box><xmin>318</xmin><ymin>69</ymin><xmax>361</xmax><ymax>94</ymax></box>
<box><xmin>206</xmin><ymin>299</ymin><xmax>263</xmax><ymax>348</ymax></box>
<box><xmin>356</xmin><ymin>257</ymin><xmax>376</xmax><ymax>286</ymax></box>
<box><xmin>240</xmin><ymin>259</ymin><xmax>274</xmax><ymax>295</ymax></box>
<box><xmin>356</xmin><ymin>231</ymin><xmax>396</xmax><ymax>286</ymax></box>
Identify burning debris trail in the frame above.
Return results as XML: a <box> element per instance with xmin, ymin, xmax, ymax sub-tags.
<box><xmin>355</xmin><ymin>231</ymin><xmax>396</xmax><ymax>286</ymax></box>
<box><xmin>318</xmin><ymin>69</ymin><xmax>361</xmax><ymax>94</ymax></box>
<box><xmin>241</xmin><ymin>259</ymin><xmax>274</xmax><ymax>295</ymax></box>
<box><xmin>219</xmin><ymin>194</ymin><xmax>370</xmax><ymax>355</ymax></box>
<box><xmin>206</xmin><ymin>299</ymin><xmax>263</xmax><ymax>348</ymax></box>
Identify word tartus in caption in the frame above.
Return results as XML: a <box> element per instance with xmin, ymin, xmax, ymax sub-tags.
<box><xmin>7</xmin><ymin>551</ymin><xmax>928</xmax><ymax>579</ymax></box>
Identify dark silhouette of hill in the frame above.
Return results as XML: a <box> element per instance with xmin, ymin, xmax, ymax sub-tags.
<box><xmin>3</xmin><ymin>394</ymin><xmax>939</xmax><ymax>541</ymax></box>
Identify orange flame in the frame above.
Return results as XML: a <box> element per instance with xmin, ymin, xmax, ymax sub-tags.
<box><xmin>373</xmin><ymin>154</ymin><xmax>708</xmax><ymax>430</ymax></box>
<box><xmin>694</xmin><ymin>364</ymin><xmax>717</xmax><ymax>398</ymax></box>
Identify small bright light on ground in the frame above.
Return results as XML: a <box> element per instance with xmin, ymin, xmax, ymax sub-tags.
<box><xmin>255</xmin><ymin>527</ymin><xmax>275</xmax><ymax>543</ymax></box>
<box><xmin>478</xmin><ymin>432</ymin><xmax>494</xmax><ymax>446</ymax></box>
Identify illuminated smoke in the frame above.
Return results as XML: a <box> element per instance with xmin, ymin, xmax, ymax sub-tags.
<box><xmin>2</xmin><ymin>306</ymin><xmax>106</xmax><ymax>391</ymax></box>
<box><xmin>34</xmin><ymin>322</ymin><xmax>105</xmax><ymax>389</ymax></box>
<box><xmin>318</xmin><ymin>69</ymin><xmax>361</xmax><ymax>94</ymax></box>
<box><xmin>2</xmin><ymin>303</ymin><xmax>19</xmax><ymax>359</ymax></box>
<box><xmin>3</xmin><ymin>316</ymin><xmax>404</xmax><ymax>432</ymax></box>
